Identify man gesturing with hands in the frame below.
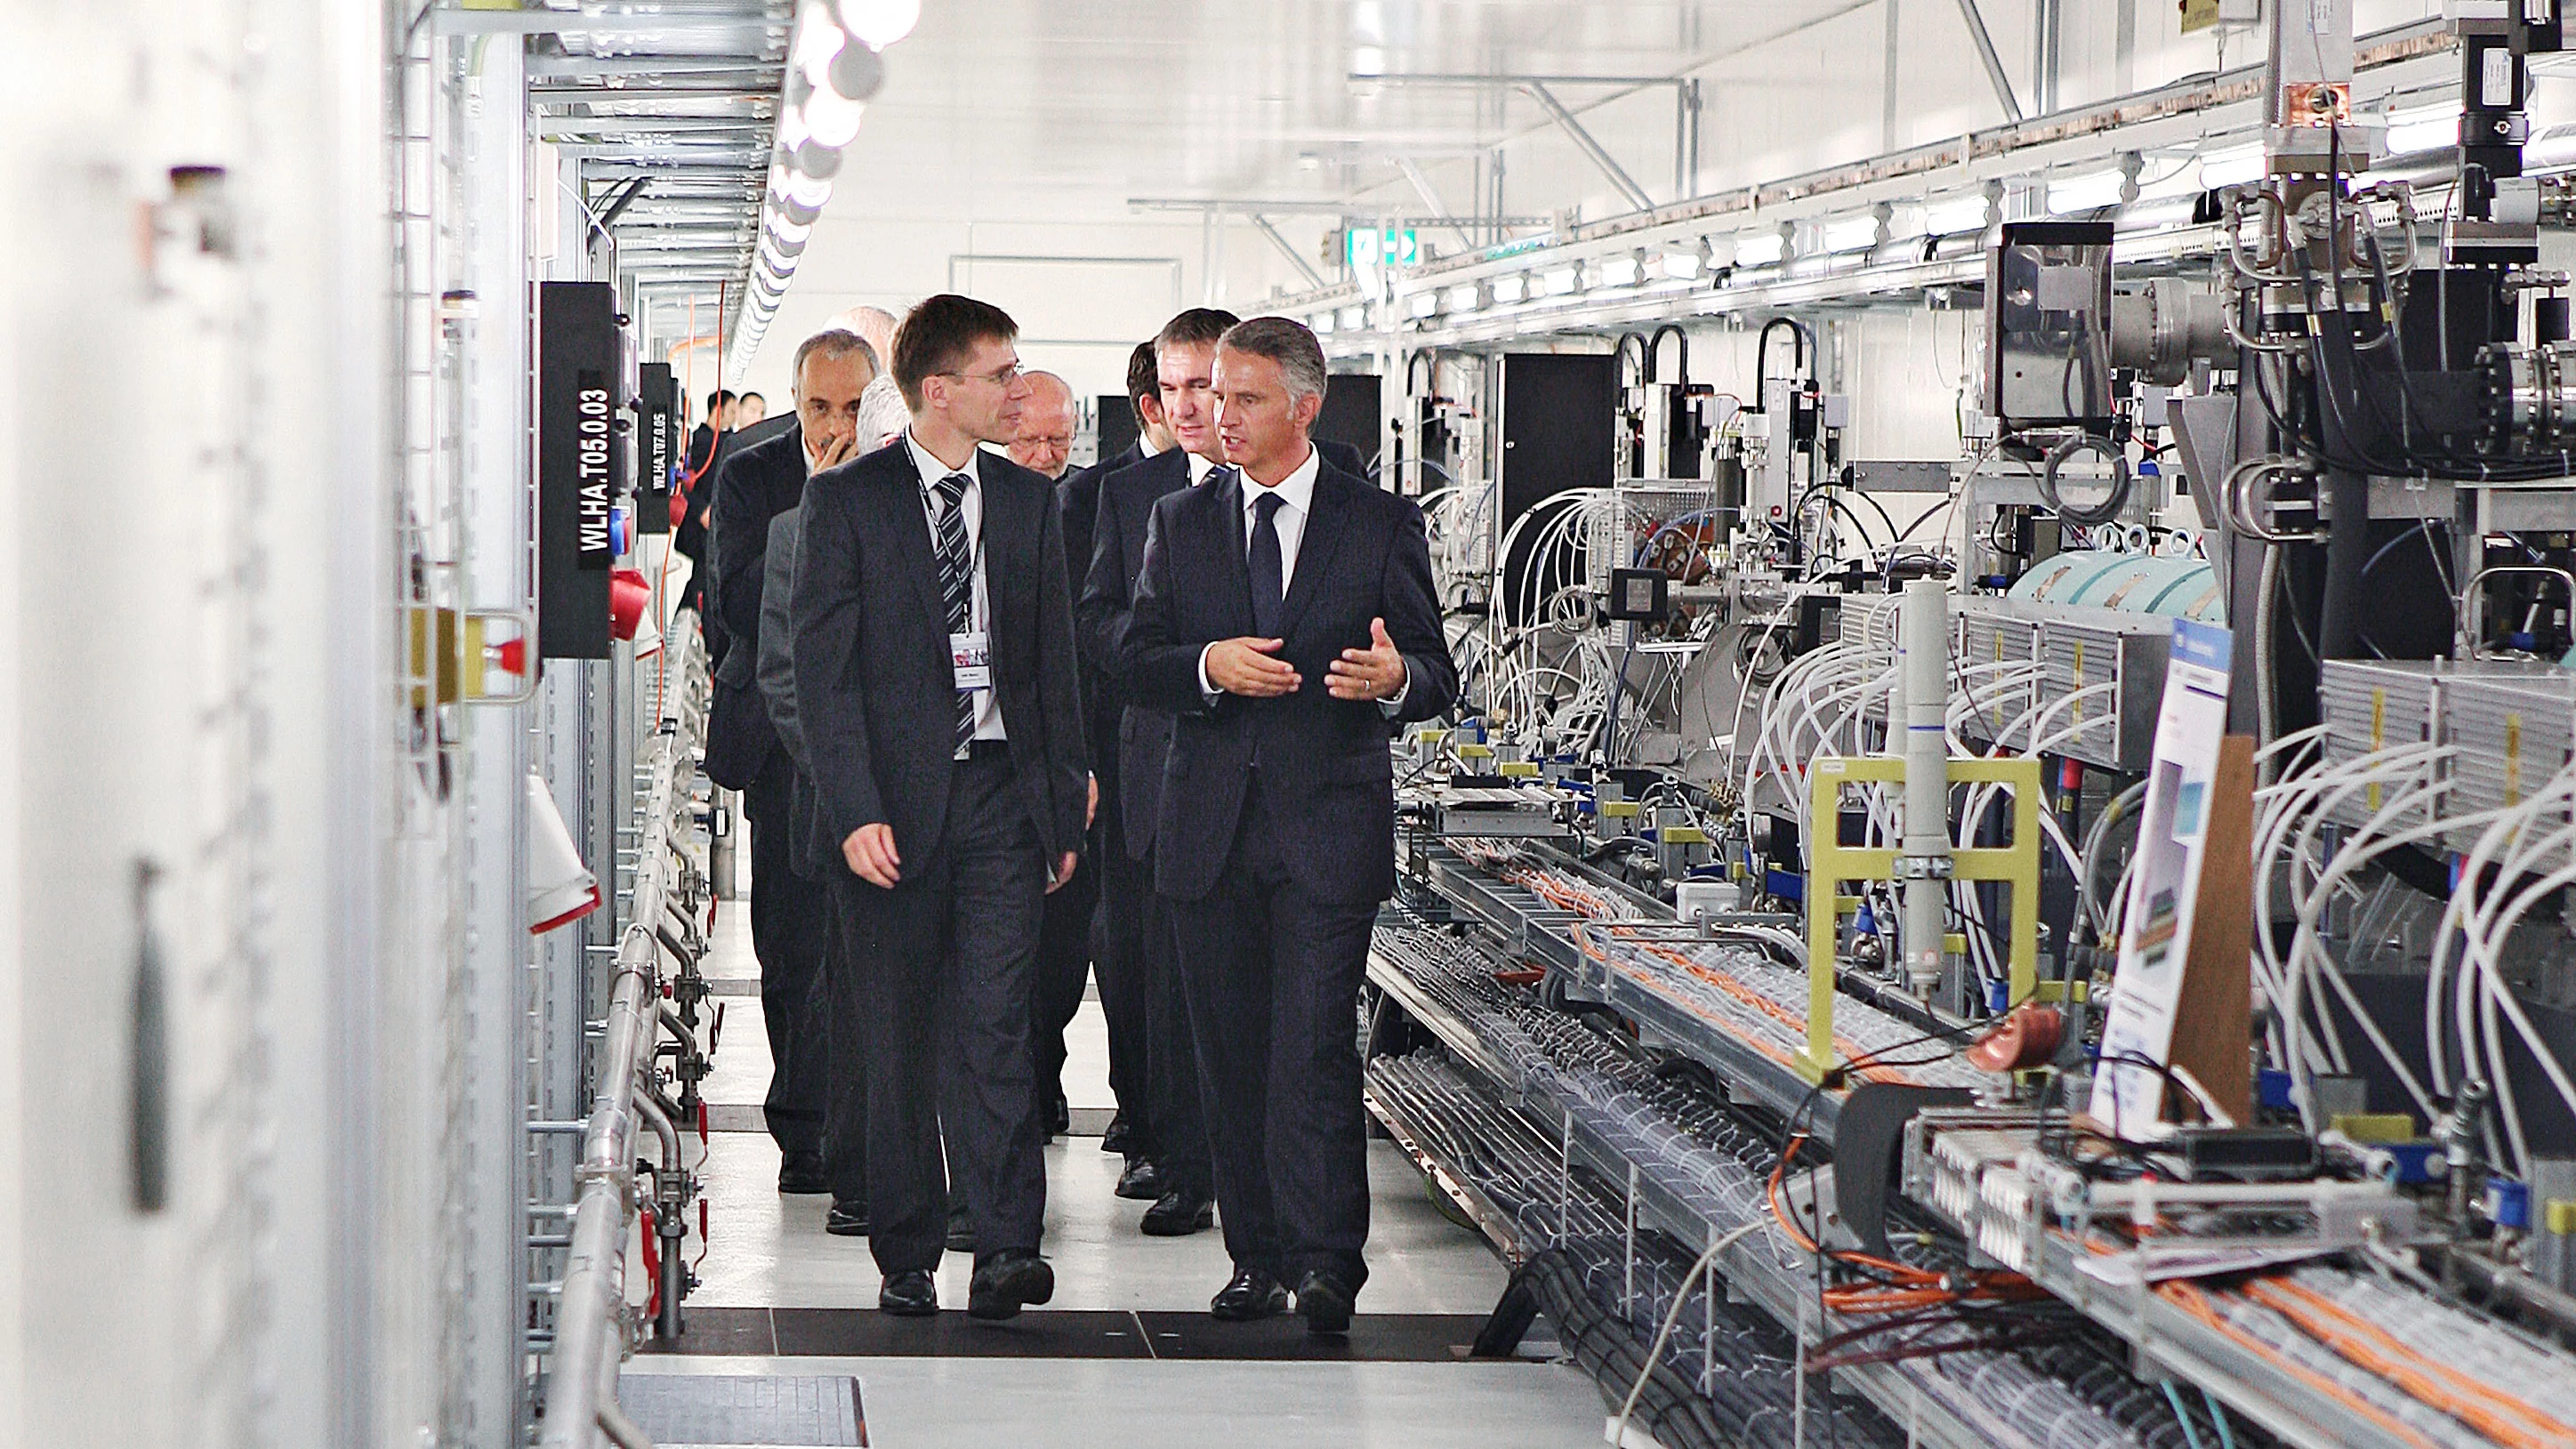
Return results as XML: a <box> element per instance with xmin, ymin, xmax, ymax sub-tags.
<box><xmin>1118</xmin><ymin>317</ymin><xmax>1455</xmax><ymax>1334</ymax></box>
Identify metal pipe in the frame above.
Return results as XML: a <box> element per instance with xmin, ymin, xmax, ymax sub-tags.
<box><xmin>536</xmin><ymin>641</ymin><xmax>698</xmax><ymax>1448</ymax></box>
<box><xmin>1950</xmin><ymin>0</ymin><xmax>2026</xmax><ymax>123</ymax></box>
<box><xmin>1250</xmin><ymin>213</ymin><xmax>1330</xmax><ymax>291</ymax></box>
<box><xmin>597</xmin><ymin>1403</ymin><xmax>656</xmax><ymax>1449</ymax></box>
<box><xmin>1898</xmin><ymin>579</ymin><xmax>1952</xmax><ymax>999</ymax></box>
<box><xmin>632</xmin><ymin>1091</ymin><xmax>689</xmax><ymax>1341</ymax></box>
<box><xmin>1519</xmin><ymin>83</ymin><xmax>1657</xmax><ymax>213</ymax></box>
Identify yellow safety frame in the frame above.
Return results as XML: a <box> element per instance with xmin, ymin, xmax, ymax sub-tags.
<box><xmin>1800</xmin><ymin>755</ymin><xmax>2042</xmax><ymax>1083</ymax></box>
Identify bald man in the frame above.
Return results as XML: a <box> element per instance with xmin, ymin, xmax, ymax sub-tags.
<box><xmin>1008</xmin><ymin>372</ymin><xmax>1077</xmax><ymax>482</ymax></box>
<box><xmin>846</xmin><ymin>306</ymin><xmax>911</xmax><ymax>455</ymax></box>
<box><xmin>1007</xmin><ymin>370</ymin><xmax>1113</xmax><ymax>1141</ymax></box>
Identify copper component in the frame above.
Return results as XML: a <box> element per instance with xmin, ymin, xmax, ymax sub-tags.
<box><xmin>1966</xmin><ymin>1002</ymin><xmax>2066</xmax><ymax>1073</ymax></box>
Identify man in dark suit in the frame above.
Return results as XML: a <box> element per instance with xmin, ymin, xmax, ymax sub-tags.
<box><xmin>707</xmin><ymin>331</ymin><xmax>878</xmax><ymax>1195</ymax></box>
<box><xmin>1048</xmin><ymin>343</ymin><xmax>1163</xmax><ymax>1189</ymax></box>
<box><xmin>676</xmin><ymin>390</ymin><xmax>734</xmax><ymax>618</ymax></box>
<box><xmin>1078</xmin><ymin>310</ymin><xmax>1240</xmax><ymax>1234</ymax></box>
<box><xmin>1119</xmin><ymin>318</ymin><xmax>1455</xmax><ymax>1333</ymax></box>
<box><xmin>1008</xmin><ymin>370</ymin><xmax>1110</xmax><ymax>1147</ymax></box>
<box><xmin>793</xmin><ymin>294</ymin><xmax>1089</xmax><ymax>1321</ymax></box>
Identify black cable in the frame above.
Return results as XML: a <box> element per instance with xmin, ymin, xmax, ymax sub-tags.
<box><xmin>1754</xmin><ymin>317</ymin><xmax>1808</xmax><ymax>410</ymax></box>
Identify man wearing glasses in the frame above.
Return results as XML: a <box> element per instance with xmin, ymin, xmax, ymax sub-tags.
<box><xmin>793</xmin><ymin>294</ymin><xmax>1090</xmax><ymax>1321</ymax></box>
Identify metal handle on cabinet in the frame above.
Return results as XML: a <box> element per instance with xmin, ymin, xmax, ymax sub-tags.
<box><xmin>130</xmin><ymin>859</ymin><xmax>168</xmax><ymax>1214</ymax></box>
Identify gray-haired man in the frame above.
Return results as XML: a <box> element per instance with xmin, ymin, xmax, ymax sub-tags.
<box><xmin>1115</xmin><ymin>318</ymin><xmax>1456</xmax><ymax>1332</ymax></box>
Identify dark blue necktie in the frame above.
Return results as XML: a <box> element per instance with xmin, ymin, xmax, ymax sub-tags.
<box><xmin>1248</xmin><ymin>490</ymin><xmax>1285</xmax><ymax>639</ymax></box>
<box><xmin>932</xmin><ymin>472</ymin><xmax>976</xmax><ymax>753</ymax></box>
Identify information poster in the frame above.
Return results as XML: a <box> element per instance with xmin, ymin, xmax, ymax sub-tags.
<box><xmin>2094</xmin><ymin>618</ymin><xmax>2233</xmax><ymax>1136</ymax></box>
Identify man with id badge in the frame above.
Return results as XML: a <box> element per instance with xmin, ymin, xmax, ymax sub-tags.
<box><xmin>792</xmin><ymin>294</ymin><xmax>1090</xmax><ymax>1323</ymax></box>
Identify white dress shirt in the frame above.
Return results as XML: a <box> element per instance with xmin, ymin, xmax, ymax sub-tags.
<box><xmin>905</xmin><ymin>431</ymin><xmax>1006</xmax><ymax>744</ymax></box>
<box><xmin>1196</xmin><ymin>444</ymin><xmax>1407</xmax><ymax>710</ymax></box>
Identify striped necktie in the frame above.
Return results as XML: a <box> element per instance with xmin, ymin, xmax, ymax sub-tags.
<box><xmin>932</xmin><ymin>472</ymin><xmax>976</xmax><ymax>753</ymax></box>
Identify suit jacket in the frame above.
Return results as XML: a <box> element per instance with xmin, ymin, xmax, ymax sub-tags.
<box><xmin>1078</xmin><ymin>447</ymin><xmax>1195</xmax><ymax>859</ymax></box>
<box><xmin>793</xmin><ymin>441</ymin><xmax>1089</xmax><ymax>870</ymax></box>
<box><xmin>1118</xmin><ymin>454</ymin><xmax>1455</xmax><ymax>904</ymax></box>
<box><xmin>1316</xmin><ymin>438</ymin><xmax>1368</xmax><ymax>479</ymax></box>
<box><xmin>756</xmin><ymin>507</ymin><xmax>833</xmax><ymax>879</ymax></box>
<box><xmin>702</xmin><ymin>423</ymin><xmax>808</xmax><ymax>790</ymax></box>
<box><xmin>1056</xmin><ymin>441</ymin><xmax>1143</xmax><ymax>801</ymax></box>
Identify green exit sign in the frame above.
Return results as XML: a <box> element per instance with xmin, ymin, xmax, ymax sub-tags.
<box><xmin>1346</xmin><ymin>227</ymin><xmax>1421</xmax><ymax>269</ymax></box>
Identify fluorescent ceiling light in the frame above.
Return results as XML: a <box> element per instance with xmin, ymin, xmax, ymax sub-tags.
<box><xmin>1313</xmin><ymin>312</ymin><xmax>1336</xmax><ymax>335</ymax></box>
<box><xmin>2198</xmin><ymin>143</ymin><xmax>2265</xmax><ymax>189</ymax></box>
<box><xmin>836</xmin><ymin>0</ymin><xmax>920</xmax><ymax>48</ymax></box>
<box><xmin>776</xmin><ymin>104</ymin><xmax>813</xmax><ymax>153</ymax></box>
<box><xmin>1542</xmin><ymin>265</ymin><xmax>1582</xmax><ymax>295</ymax></box>
<box><xmin>1408</xmin><ymin>290</ymin><xmax>1440</xmax><ymax>318</ymax></box>
<box><xmin>2385</xmin><ymin>102</ymin><xmax>2459</xmax><ymax>156</ymax></box>
<box><xmin>1491</xmin><ymin>274</ymin><xmax>1526</xmax><ymax>303</ymax></box>
<box><xmin>1338</xmin><ymin>305</ymin><xmax>1368</xmax><ymax>330</ymax></box>
<box><xmin>793</xmin><ymin>3</ymin><xmax>846</xmax><ymax>85</ymax></box>
<box><xmin>1445</xmin><ymin>284</ymin><xmax>1482</xmax><ymax>312</ymax></box>
<box><xmin>2046</xmin><ymin>168</ymin><xmax>2128</xmax><ymax>214</ymax></box>
<box><xmin>1820</xmin><ymin>213</ymin><xmax>1882</xmax><ymax>253</ymax></box>
<box><xmin>1353</xmin><ymin>46</ymin><xmax>1386</xmax><ymax>76</ymax></box>
<box><xmin>1733</xmin><ymin>230</ymin><xmax>1785</xmax><ymax>267</ymax></box>
<box><xmin>801</xmin><ymin>89</ymin><xmax>866</xmax><ymax>148</ymax></box>
<box><xmin>1659</xmin><ymin>251</ymin><xmax>1703</xmax><ymax>280</ymax></box>
<box><xmin>1922</xmin><ymin>192</ymin><xmax>1990</xmax><ymax>235</ymax></box>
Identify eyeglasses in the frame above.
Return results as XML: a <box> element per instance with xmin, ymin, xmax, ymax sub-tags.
<box><xmin>940</xmin><ymin>362</ymin><xmax>1023</xmax><ymax>388</ymax></box>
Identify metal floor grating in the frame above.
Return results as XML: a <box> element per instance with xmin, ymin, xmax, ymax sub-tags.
<box><xmin>618</xmin><ymin>1374</ymin><xmax>866</xmax><ymax>1447</ymax></box>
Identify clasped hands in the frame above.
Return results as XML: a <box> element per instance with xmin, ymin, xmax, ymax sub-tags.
<box><xmin>1206</xmin><ymin>617</ymin><xmax>1405</xmax><ymax>702</ymax></box>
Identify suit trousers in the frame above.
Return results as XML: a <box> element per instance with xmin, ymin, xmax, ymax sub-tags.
<box><xmin>1101</xmin><ymin>840</ymin><xmax>1210</xmax><ymax>1194</ymax></box>
<box><xmin>1169</xmin><ymin>776</ymin><xmax>1375</xmax><ymax>1290</ymax></box>
<box><xmin>1067</xmin><ymin>805</ymin><xmax>1148</xmax><ymax>1141</ymax></box>
<box><xmin>744</xmin><ymin>761</ymin><xmax>832</xmax><ymax>1157</ymax></box>
<box><xmin>819</xmin><ymin>882</ymin><xmax>867</xmax><ymax>1205</ymax></box>
<box><xmin>829</xmin><ymin>751</ymin><xmax>1050</xmax><ymax>1274</ymax></box>
<box><xmin>1029</xmin><ymin>818</ymin><xmax>1103</xmax><ymax>1123</ymax></box>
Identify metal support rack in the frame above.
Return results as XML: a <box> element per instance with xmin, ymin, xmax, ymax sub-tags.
<box><xmin>1381</xmin><ymin>836</ymin><xmax>2576</xmax><ymax>1449</ymax></box>
<box><xmin>1363</xmin><ymin>912</ymin><xmax>2066</xmax><ymax>1449</ymax></box>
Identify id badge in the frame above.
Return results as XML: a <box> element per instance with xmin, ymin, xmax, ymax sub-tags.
<box><xmin>950</xmin><ymin>631</ymin><xmax>993</xmax><ymax>690</ymax></box>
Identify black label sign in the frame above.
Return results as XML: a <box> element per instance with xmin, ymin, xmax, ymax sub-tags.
<box><xmin>539</xmin><ymin>281</ymin><xmax>617</xmax><ymax>659</ymax></box>
<box><xmin>576</xmin><ymin>368</ymin><xmax>614</xmax><ymax>566</ymax></box>
<box><xmin>637</xmin><ymin>362</ymin><xmax>675</xmax><ymax>535</ymax></box>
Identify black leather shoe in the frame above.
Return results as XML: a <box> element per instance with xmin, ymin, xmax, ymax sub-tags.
<box><xmin>1052</xmin><ymin>1094</ymin><xmax>1072</xmax><ymax>1137</ymax></box>
<box><xmin>1294</xmin><ymin>1270</ymin><xmax>1355</xmax><ymax>1335</ymax></box>
<box><xmin>778</xmin><ymin>1151</ymin><xmax>829</xmax><ymax>1195</ymax></box>
<box><xmin>1114</xmin><ymin>1156</ymin><xmax>1166</xmax><ymax>1201</ymax></box>
<box><xmin>946</xmin><ymin>1209</ymin><xmax>976</xmax><ymax>1254</ymax></box>
<box><xmin>879</xmin><ymin>1269</ymin><xmax>938</xmax><ymax>1316</ymax></box>
<box><xmin>1099</xmin><ymin>1112</ymin><xmax>1131</xmax><ymax>1155</ymax></box>
<box><xmin>967</xmin><ymin>1249</ymin><xmax>1056</xmax><ymax>1321</ymax></box>
<box><xmin>825</xmin><ymin>1201</ymin><xmax>870</xmax><ymax>1237</ymax></box>
<box><xmin>1140</xmin><ymin>1187</ymin><xmax>1214</xmax><ymax>1237</ymax></box>
<box><xmin>1209</xmin><ymin>1267</ymin><xmax>1288</xmax><ymax>1321</ymax></box>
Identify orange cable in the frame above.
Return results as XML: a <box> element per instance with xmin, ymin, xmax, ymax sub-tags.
<box><xmin>2157</xmin><ymin>1281</ymin><xmax>2445</xmax><ymax>1449</ymax></box>
<box><xmin>2245</xmin><ymin>1279</ymin><xmax>2570</xmax><ymax>1447</ymax></box>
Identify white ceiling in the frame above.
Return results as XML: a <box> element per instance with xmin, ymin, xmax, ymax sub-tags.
<box><xmin>736</xmin><ymin>0</ymin><xmax>1883</xmax><ymax>394</ymax></box>
<box><xmin>839</xmin><ymin>1</ymin><xmax>1801</xmax><ymax>210</ymax></box>
<box><xmin>729</xmin><ymin>0</ymin><xmax>2449</xmax><ymax>398</ymax></box>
